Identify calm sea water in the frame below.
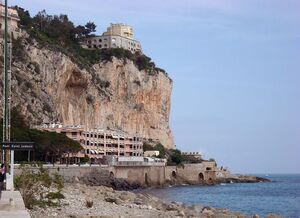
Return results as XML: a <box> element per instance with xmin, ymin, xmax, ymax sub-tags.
<box><xmin>142</xmin><ymin>174</ymin><xmax>300</xmax><ymax>218</ymax></box>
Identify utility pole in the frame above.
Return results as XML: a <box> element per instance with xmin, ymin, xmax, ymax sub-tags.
<box><xmin>2</xmin><ymin>0</ymin><xmax>12</xmax><ymax>190</ymax></box>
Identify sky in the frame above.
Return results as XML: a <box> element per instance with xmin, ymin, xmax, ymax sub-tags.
<box><xmin>10</xmin><ymin>0</ymin><xmax>300</xmax><ymax>174</ymax></box>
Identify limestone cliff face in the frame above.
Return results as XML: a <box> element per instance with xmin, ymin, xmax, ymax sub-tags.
<box><xmin>1</xmin><ymin>35</ymin><xmax>175</xmax><ymax>148</ymax></box>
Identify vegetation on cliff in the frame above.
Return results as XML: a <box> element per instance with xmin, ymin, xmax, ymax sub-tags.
<box><xmin>15</xmin><ymin>6</ymin><xmax>165</xmax><ymax>74</ymax></box>
<box><xmin>0</xmin><ymin>108</ymin><xmax>82</xmax><ymax>163</ymax></box>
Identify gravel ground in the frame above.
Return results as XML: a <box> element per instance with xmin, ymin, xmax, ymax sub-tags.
<box><xmin>28</xmin><ymin>183</ymin><xmax>282</xmax><ymax>218</ymax></box>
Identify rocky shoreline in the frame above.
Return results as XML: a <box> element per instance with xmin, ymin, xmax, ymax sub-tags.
<box><xmin>66</xmin><ymin>171</ymin><xmax>272</xmax><ymax>192</ymax></box>
<box><xmin>66</xmin><ymin>172</ymin><xmax>271</xmax><ymax>191</ymax></box>
<box><xmin>216</xmin><ymin>175</ymin><xmax>271</xmax><ymax>184</ymax></box>
<box><xmin>28</xmin><ymin>183</ymin><xmax>281</xmax><ymax>218</ymax></box>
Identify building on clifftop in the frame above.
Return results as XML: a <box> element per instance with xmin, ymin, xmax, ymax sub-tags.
<box><xmin>0</xmin><ymin>2</ymin><xmax>21</xmax><ymax>40</ymax></box>
<box><xmin>80</xmin><ymin>23</ymin><xmax>142</xmax><ymax>53</ymax></box>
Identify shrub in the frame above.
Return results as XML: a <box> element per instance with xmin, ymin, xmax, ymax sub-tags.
<box><xmin>43</xmin><ymin>102</ymin><xmax>52</xmax><ymax>113</ymax></box>
<box><xmin>86</xmin><ymin>94</ymin><xmax>95</xmax><ymax>104</ymax></box>
<box><xmin>143</xmin><ymin>143</ymin><xmax>167</xmax><ymax>158</ymax></box>
<box><xmin>46</xmin><ymin>192</ymin><xmax>65</xmax><ymax>200</ymax></box>
<box><xmin>81</xmin><ymin>155</ymin><xmax>90</xmax><ymax>163</ymax></box>
<box><xmin>14</xmin><ymin>166</ymin><xmax>64</xmax><ymax>209</ymax></box>
<box><xmin>167</xmin><ymin>149</ymin><xmax>183</xmax><ymax>166</ymax></box>
<box><xmin>86</xmin><ymin>200</ymin><xmax>93</xmax><ymax>208</ymax></box>
<box><xmin>12</xmin><ymin>38</ymin><xmax>28</xmax><ymax>62</ymax></box>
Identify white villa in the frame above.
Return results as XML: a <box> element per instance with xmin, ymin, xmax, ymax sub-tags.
<box><xmin>80</xmin><ymin>23</ymin><xmax>142</xmax><ymax>53</ymax></box>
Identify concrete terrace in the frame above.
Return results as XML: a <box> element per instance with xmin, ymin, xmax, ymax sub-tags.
<box><xmin>0</xmin><ymin>191</ymin><xmax>30</xmax><ymax>218</ymax></box>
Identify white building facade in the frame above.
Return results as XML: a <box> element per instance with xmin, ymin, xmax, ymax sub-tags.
<box><xmin>0</xmin><ymin>3</ymin><xmax>21</xmax><ymax>40</ymax></box>
<box><xmin>80</xmin><ymin>23</ymin><xmax>142</xmax><ymax>53</ymax></box>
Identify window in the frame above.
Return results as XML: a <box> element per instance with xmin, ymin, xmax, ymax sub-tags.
<box><xmin>99</xmin><ymin>39</ymin><xmax>102</xmax><ymax>42</ymax></box>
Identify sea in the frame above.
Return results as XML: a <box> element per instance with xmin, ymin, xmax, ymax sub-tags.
<box><xmin>142</xmin><ymin>174</ymin><xmax>300</xmax><ymax>218</ymax></box>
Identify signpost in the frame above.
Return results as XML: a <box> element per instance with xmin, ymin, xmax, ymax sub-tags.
<box><xmin>1</xmin><ymin>142</ymin><xmax>35</xmax><ymax>150</ymax></box>
<box><xmin>1</xmin><ymin>142</ymin><xmax>34</xmax><ymax>190</ymax></box>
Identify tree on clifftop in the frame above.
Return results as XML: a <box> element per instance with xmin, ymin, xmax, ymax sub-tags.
<box><xmin>14</xmin><ymin>6</ymin><xmax>32</xmax><ymax>28</ymax></box>
<box><xmin>85</xmin><ymin>22</ymin><xmax>97</xmax><ymax>35</ymax></box>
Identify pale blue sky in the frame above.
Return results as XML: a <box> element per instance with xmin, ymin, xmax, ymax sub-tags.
<box><xmin>10</xmin><ymin>0</ymin><xmax>300</xmax><ymax>174</ymax></box>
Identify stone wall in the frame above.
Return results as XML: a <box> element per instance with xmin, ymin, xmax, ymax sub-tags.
<box><xmin>108</xmin><ymin>165</ymin><xmax>166</xmax><ymax>186</ymax></box>
<box><xmin>176</xmin><ymin>162</ymin><xmax>217</xmax><ymax>182</ymax></box>
<box><xmin>14</xmin><ymin>165</ymin><xmax>111</xmax><ymax>183</ymax></box>
<box><xmin>14</xmin><ymin>162</ymin><xmax>218</xmax><ymax>186</ymax></box>
<box><xmin>165</xmin><ymin>166</ymin><xmax>177</xmax><ymax>181</ymax></box>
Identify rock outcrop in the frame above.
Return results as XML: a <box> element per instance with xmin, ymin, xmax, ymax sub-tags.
<box><xmin>0</xmin><ymin>32</ymin><xmax>175</xmax><ymax>148</ymax></box>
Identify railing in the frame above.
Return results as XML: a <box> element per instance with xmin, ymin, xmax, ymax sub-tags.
<box><xmin>111</xmin><ymin>161</ymin><xmax>166</xmax><ymax>167</ymax></box>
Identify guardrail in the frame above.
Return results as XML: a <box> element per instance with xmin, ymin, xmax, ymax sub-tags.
<box><xmin>110</xmin><ymin>161</ymin><xmax>166</xmax><ymax>167</ymax></box>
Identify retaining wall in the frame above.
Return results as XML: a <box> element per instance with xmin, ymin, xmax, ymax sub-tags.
<box><xmin>14</xmin><ymin>161</ymin><xmax>218</xmax><ymax>186</ymax></box>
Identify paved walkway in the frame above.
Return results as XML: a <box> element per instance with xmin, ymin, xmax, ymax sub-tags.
<box><xmin>0</xmin><ymin>191</ymin><xmax>30</xmax><ymax>218</ymax></box>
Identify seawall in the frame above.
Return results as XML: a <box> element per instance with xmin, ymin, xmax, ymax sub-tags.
<box><xmin>14</xmin><ymin>161</ymin><xmax>218</xmax><ymax>187</ymax></box>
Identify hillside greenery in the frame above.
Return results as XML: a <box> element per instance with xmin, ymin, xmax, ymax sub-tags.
<box><xmin>14</xmin><ymin>6</ymin><xmax>165</xmax><ymax>73</ymax></box>
<box><xmin>0</xmin><ymin>108</ymin><xmax>83</xmax><ymax>163</ymax></box>
<box><xmin>143</xmin><ymin>142</ymin><xmax>203</xmax><ymax>166</ymax></box>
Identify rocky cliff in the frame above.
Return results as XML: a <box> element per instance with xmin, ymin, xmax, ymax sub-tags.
<box><xmin>0</xmin><ymin>33</ymin><xmax>175</xmax><ymax>148</ymax></box>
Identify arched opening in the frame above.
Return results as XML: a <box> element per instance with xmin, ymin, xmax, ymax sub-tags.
<box><xmin>199</xmin><ymin>173</ymin><xmax>204</xmax><ymax>180</ymax></box>
<box><xmin>145</xmin><ymin>173</ymin><xmax>149</xmax><ymax>185</ymax></box>
<box><xmin>109</xmin><ymin>171</ymin><xmax>114</xmax><ymax>178</ymax></box>
<box><xmin>206</xmin><ymin>167</ymin><xmax>212</xmax><ymax>171</ymax></box>
<box><xmin>172</xmin><ymin>171</ymin><xmax>177</xmax><ymax>178</ymax></box>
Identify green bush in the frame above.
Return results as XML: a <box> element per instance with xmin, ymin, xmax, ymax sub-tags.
<box><xmin>167</xmin><ymin>149</ymin><xmax>183</xmax><ymax>166</ymax></box>
<box><xmin>86</xmin><ymin>200</ymin><xmax>93</xmax><ymax>208</ymax></box>
<box><xmin>12</xmin><ymin>38</ymin><xmax>28</xmax><ymax>62</ymax></box>
<box><xmin>143</xmin><ymin>143</ymin><xmax>167</xmax><ymax>158</ymax></box>
<box><xmin>46</xmin><ymin>192</ymin><xmax>65</xmax><ymax>200</ymax></box>
<box><xmin>81</xmin><ymin>155</ymin><xmax>90</xmax><ymax>163</ymax></box>
<box><xmin>14</xmin><ymin>166</ymin><xmax>64</xmax><ymax>209</ymax></box>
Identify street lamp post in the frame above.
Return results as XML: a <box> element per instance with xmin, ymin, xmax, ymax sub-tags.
<box><xmin>2</xmin><ymin>0</ymin><xmax>13</xmax><ymax>190</ymax></box>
